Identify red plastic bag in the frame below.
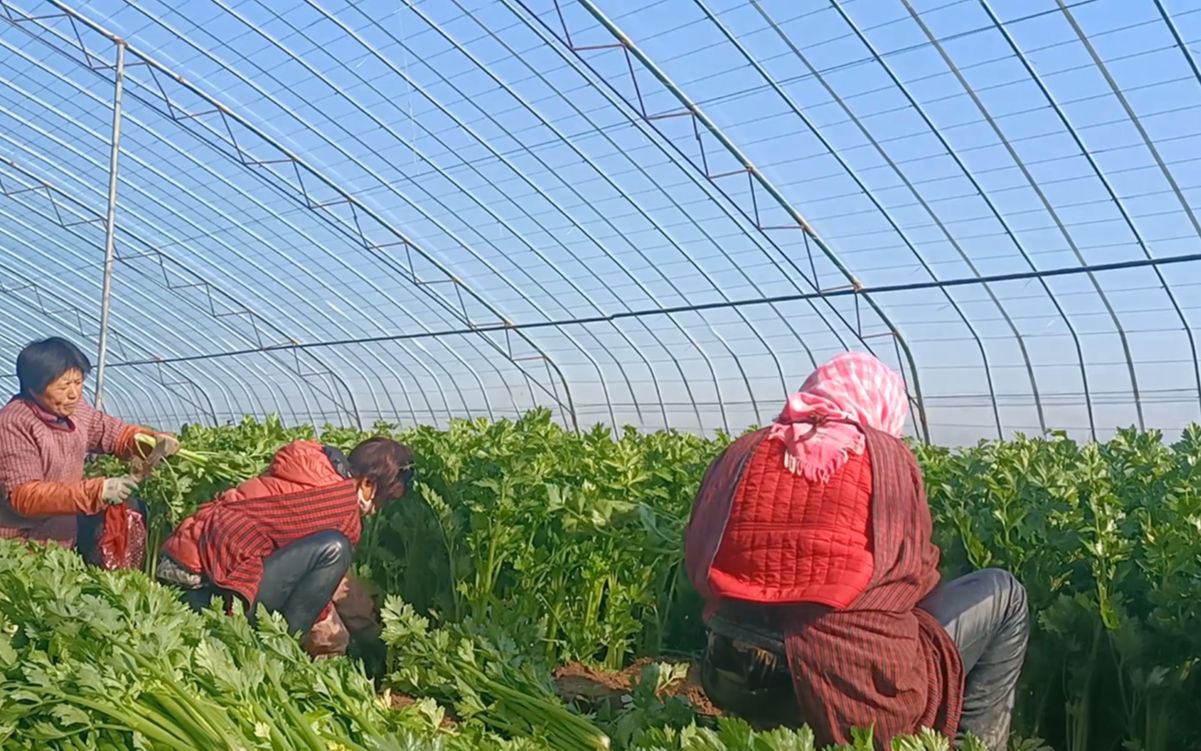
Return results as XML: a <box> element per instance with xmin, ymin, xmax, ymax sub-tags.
<box><xmin>94</xmin><ymin>503</ymin><xmax>147</xmax><ymax>571</ymax></box>
<box><xmin>303</xmin><ymin>608</ymin><xmax>350</xmax><ymax>659</ymax></box>
<box><xmin>301</xmin><ymin>577</ymin><xmax>379</xmax><ymax>659</ymax></box>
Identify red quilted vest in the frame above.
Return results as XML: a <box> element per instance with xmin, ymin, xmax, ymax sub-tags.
<box><xmin>684</xmin><ymin>426</ymin><xmax>964</xmax><ymax>746</ymax></box>
<box><xmin>710</xmin><ymin>434</ymin><xmax>873</xmax><ymax>607</ymax></box>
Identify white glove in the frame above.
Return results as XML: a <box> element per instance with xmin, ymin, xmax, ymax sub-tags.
<box><xmin>154</xmin><ymin>433</ymin><xmax>181</xmax><ymax>457</ymax></box>
<box><xmin>101</xmin><ymin>476</ymin><xmax>139</xmax><ymax>505</ymax></box>
<box><xmin>131</xmin><ymin>433</ymin><xmax>180</xmax><ymax>478</ymax></box>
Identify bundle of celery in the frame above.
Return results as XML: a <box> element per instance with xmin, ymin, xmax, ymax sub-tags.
<box><xmin>134</xmin><ymin>432</ymin><xmax>257</xmax><ymax>484</ymax></box>
<box><xmin>381</xmin><ymin>599</ymin><xmax>611</xmax><ymax>750</ymax></box>
<box><xmin>91</xmin><ymin>434</ymin><xmax>263</xmax><ymax>577</ymax></box>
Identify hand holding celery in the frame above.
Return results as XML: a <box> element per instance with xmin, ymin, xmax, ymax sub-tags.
<box><xmin>134</xmin><ymin>433</ymin><xmax>253</xmax><ymax>483</ymax></box>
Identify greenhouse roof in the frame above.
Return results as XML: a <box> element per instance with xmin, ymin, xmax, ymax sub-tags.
<box><xmin>1</xmin><ymin>0</ymin><xmax>1199</xmax><ymax>443</ymax></box>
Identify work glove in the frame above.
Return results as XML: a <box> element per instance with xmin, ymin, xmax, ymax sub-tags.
<box><xmin>101</xmin><ymin>476</ymin><xmax>139</xmax><ymax>506</ymax></box>
<box><xmin>131</xmin><ymin>433</ymin><xmax>180</xmax><ymax>479</ymax></box>
<box><xmin>153</xmin><ymin>433</ymin><xmax>181</xmax><ymax>457</ymax></box>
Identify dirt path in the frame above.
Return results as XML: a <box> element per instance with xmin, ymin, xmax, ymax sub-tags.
<box><xmin>553</xmin><ymin>658</ymin><xmax>722</xmax><ymax>716</ymax></box>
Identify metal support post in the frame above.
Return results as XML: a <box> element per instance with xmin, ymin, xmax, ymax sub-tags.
<box><xmin>94</xmin><ymin>40</ymin><xmax>125</xmax><ymax>412</ymax></box>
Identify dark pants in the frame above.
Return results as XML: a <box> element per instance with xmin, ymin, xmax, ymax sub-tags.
<box><xmin>178</xmin><ymin>530</ymin><xmax>352</xmax><ymax>638</ymax></box>
<box><xmin>701</xmin><ymin>569</ymin><xmax>1029</xmax><ymax>751</ymax></box>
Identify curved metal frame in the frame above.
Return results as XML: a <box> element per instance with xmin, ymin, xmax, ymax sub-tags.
<box><xmin>969</xmin><ymin>0</ymin><xmax>1178</xmax><ymax>432</ymax></box>
<box><xmin>359</xmin><ymin>0</ymin><xmax>801</xmax><ymax>432</ymax></box>
<box><xmin>0</xmin><ymin>0</ymin><xmax>1193</xmax><ymax>438</ymax></box>
<box><xmin>4</xmin><ymin>0</ymin><xmax>581</xmax><ymax>430</ymax></box>
<box><xmin>0</xmin><ymin>159</ymin><xmax>313</xmax><ymax>425</ymax></box>
<box><xmin>700</xmin><ymin>0</ymin><xmax>1014</xmax><ymax>439</ymax></box>
<box><xmin>1048</xmin><ymin>0</ymin><xmax>1201</xmax><ymax>419</ymax></box>
<box><xmin>0</xmin><ymin>11</ymin><xmax>504</xmax><ymax>427</ymax></box>
<box><xmin>1</xmin><ymin>24</ymin><xmax>416</xmax><ymax>428</ymax></box>
<box><xmin>128</xmin><ymin>0</ymin><xmax>637</xmax><ymax>432</ymax></box>
<box><xmin>824</xmin><ymin>0</ymin><xmax>1097</xmax><ymax>438</ymax></box>
<box><xmin>0</xmin><ymin>193</ymin><xmax>223</xmax><ymax>425</ymax></box>
<box><xmin>468</xmin><ymin>0</ymin><xmax>898</xmax><ymax>420</ymax></box>
<box><xmin>0</xmin><ymin>143</ymin><xmax>356</xmax><ymax>426</ymax></box>
<box><xmin>0</xmin><ymin>272</ymin><xmax>175</xmax><ymax>426</ymax></box>
<box><xmin>512</xmin><ymin>0</ymin><xmax>934</xmax><ymax>440</ymax></box>
<box><xmin>0</xmin><ymin>32</ymin><xmax>367</xmax><ymax>426</ymax></box>
<box><xmin>89</xmin><ymin>3</ymin><xmax>574</xmax><ymax>429</ymax></box>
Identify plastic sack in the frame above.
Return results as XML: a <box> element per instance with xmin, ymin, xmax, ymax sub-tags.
<box><xmin>301</xmin><ymin>576</ymin><xmax>379</xmax><ymax>658</ymax></box>
<box><xmin>303</xmin><ymin>608</ymin><xmax>350</xmax><ymax>659</ymax></box>
<box><xmin>92</xmin><ymin>503</ymin><xmax>147</xmax><ymax>571</ymax></box>
<box><xmin>332</xmin><ymin>575</ymin><xmax>378</xmax><ymax>633</ymax></box>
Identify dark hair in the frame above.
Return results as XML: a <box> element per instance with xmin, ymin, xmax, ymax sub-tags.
<box><xmin>348</xmin><ymin>437</ymin><xmax>413</xmax><ymax>504</ymax></box>
<box><xmin>16</xmin><ymin>337</ymin><xmax>92</xmax><ymax>398</ymax></box>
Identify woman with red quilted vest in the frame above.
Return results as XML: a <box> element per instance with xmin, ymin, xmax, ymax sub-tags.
<box><xmin>685</xmin><ymin>352</ymin><xmax>1027</xmax><ymax>751</ymax></box>
<box><xmin>157</xmin><ymin>436</ymin><xmax>412</xmax><ymax>657</ymax></box>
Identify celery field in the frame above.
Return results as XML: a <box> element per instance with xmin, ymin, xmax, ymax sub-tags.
<box><xmin>5</xmin><ymin>411</ymin><xmax>1198</xmax><ymax>750</ymax></box>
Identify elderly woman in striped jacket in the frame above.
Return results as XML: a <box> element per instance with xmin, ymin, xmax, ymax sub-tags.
<box><xmin>0</xmin><ymin>337</ymin><xmax>178</xmax><ymax>566</ymax></box>
<box><xmin>685</xmin><ymin>352</ymin><xmax>1029</xmax><ymax>751</ymax></box>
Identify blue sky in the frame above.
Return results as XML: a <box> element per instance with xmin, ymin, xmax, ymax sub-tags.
<box><xmin>0</xmin><ymin>0</ymin><xmax>1198</xmax><ymax>444</ymax></box>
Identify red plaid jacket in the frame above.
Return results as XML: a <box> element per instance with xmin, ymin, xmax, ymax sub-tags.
<box><xmin>161</xmin><ymin>441</ymin><xmax>362</xmax><ymax>616</ymax></box>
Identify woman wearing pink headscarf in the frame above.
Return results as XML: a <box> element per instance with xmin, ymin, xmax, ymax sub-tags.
<box><xmin>684</xmin><ymin>352</ymin><xmax>1027</xmax><ymax>751</ymax></box>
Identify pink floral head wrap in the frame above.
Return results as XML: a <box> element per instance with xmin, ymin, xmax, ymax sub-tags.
<box><xmin>769</xmin><ymin>352</ymin><xmax>909</xmax><ymax>482</ymax></box>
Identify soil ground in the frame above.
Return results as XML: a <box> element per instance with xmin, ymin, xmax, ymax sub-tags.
<box><xmin>388</xmin><ymin>693</ymin><xmax>459</xmax><ymax>728</ymax></box>
<box><xmin>386</xmin><ymin>657</ymin><xmax>723</xmax><ymax>731</ymax></box>
<box><xmin>552</xmin><ymin>658</ymin><xmax>722</xmax><ymax>716</ymax></box>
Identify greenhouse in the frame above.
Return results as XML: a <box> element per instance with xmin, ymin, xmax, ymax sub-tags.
<box><xmin>4</xmin><ymin>0</ymin><xmax>1199</xmax><ymax>443</ymax></box>
<box><xmin>0</xmin><ymin>1</ymin><xmax>1199</xmax><ymax>750</ymax></box>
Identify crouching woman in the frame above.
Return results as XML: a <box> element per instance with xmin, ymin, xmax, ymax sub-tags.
<box><xmin>156</xmin><ymin>436</ymin><xmax>412</xmax><ymax>657</ymax></box>
<box><xmin>685</xmin><ymin>352</ymin><xmax>1028</xmax><ymax>751</ymax></box>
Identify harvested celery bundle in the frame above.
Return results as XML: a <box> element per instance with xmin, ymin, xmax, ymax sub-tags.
<box><xmin>134</xmin><ymin>433</ymin><xmax>256</xmax><ymax>483</ymax></box>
